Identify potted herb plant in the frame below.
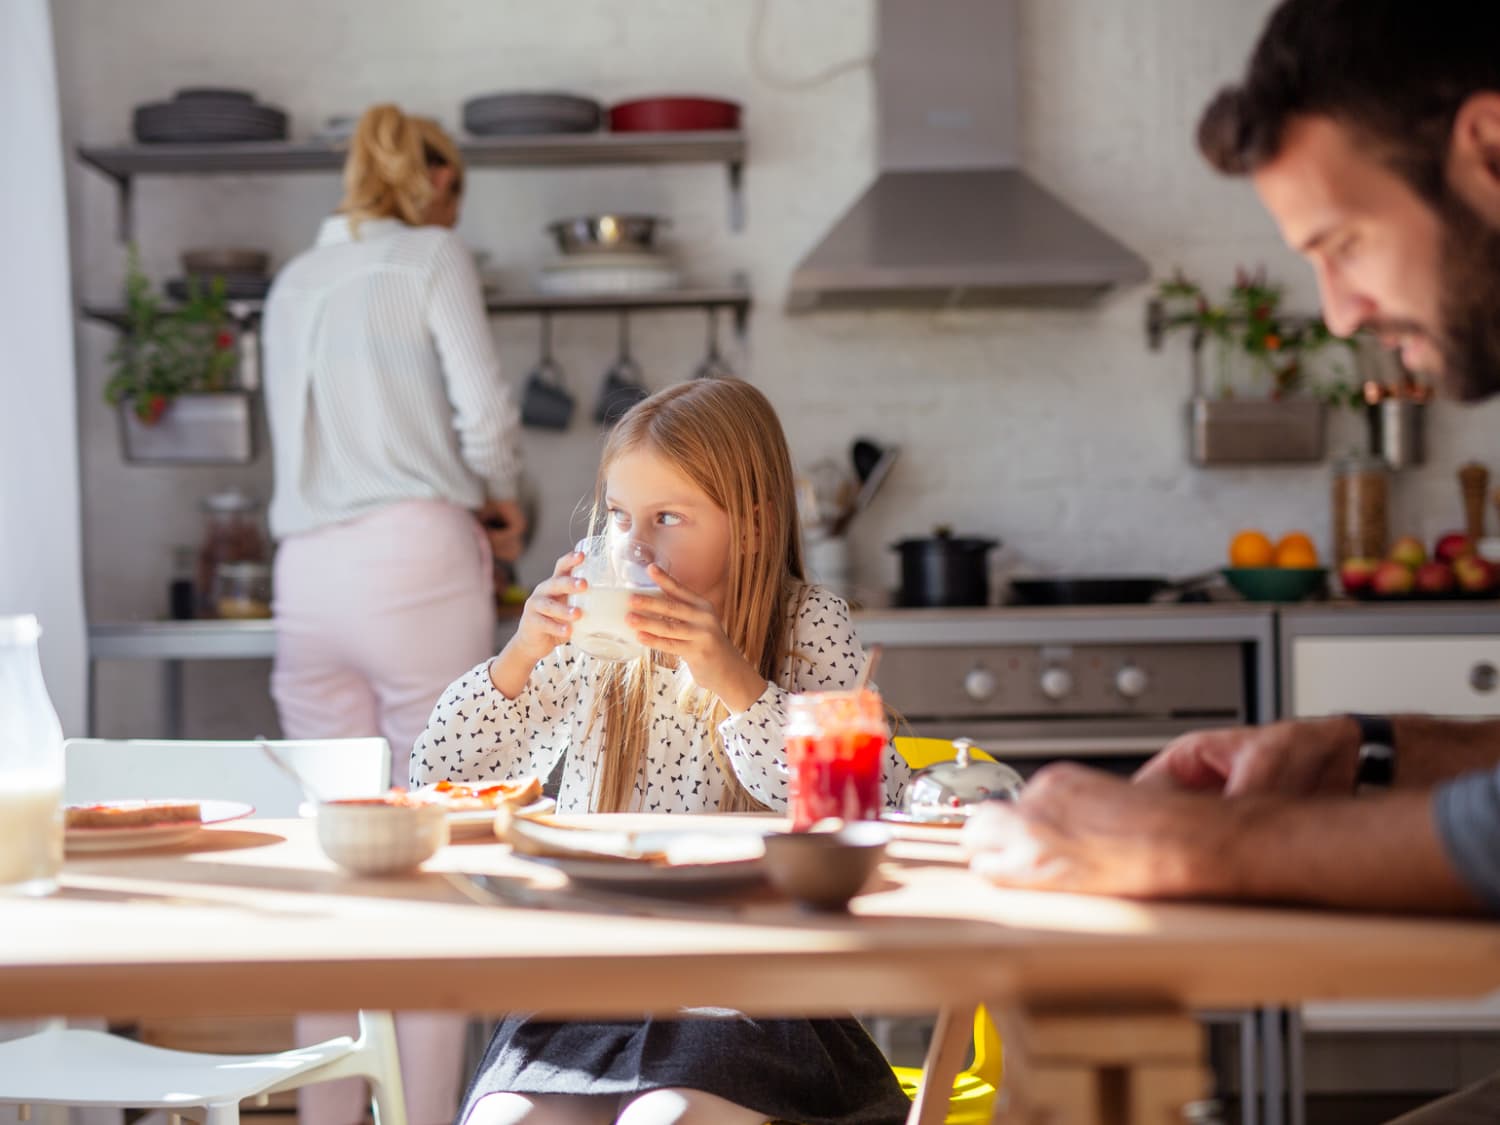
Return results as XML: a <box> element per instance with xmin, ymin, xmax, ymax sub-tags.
<box><xmin>104</xmin><ymin>249</ymin><xmax>254</xmax><ymax>464</ymax></box>
<box><xmin>1148</xmin><ymin>268</ymin><xmax>1358</xmax><ymax>465</ymax></box>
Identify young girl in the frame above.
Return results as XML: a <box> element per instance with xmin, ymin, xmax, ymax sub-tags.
<box><xmin>411</xmin><ymin>379</ymin><xmax>912</xmax><ymax>1125</ymax></box>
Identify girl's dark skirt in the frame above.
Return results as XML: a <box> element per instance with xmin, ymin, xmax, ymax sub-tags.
<box><xmin>456</xmin><ymin>1010</ymin><xmax>913</xmax><ymax>1125</ymax></box>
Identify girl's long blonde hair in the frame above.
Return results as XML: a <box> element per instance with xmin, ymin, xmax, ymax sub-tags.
<box><xmin>588</xmin><ymin>379</ymin><xmax>806</xmax><ymax>813</ymax></box>
<box><xmin>338</xmin><ymin>104</ymin><xmax>464</xmax><ymax>234</ymax></box>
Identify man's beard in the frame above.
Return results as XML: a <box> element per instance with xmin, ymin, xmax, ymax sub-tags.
<box><xmin>1435</xmin><ymin>189</ymin><xmax>1500</xmax><ymax>403</ymax></box>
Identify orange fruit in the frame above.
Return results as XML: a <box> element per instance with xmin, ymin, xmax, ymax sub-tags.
<box><xmin>1277</xmin><ymin>531</ymin><xmax>1316</xmax><ymax>555</ymax></box>
<box><xmin>1229</xmin><ymin>529</ymin><xmax>1275</xmax><ymax>568</ymax></box>
<box><xmin>1274</xmin><ymin>539</ymin><xmax>1320</xmax><ymax>568</ymax></box>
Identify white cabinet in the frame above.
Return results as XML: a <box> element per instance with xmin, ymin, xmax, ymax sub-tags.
<box><xmin>1284</xmin><ymin>619</ymin><xmax>1500</xmax><ymax>1034</ymax></box>
<box><xmin>1291</xmin><ymin>636</ymin><xmax>1500</xmax><ymax>718</ymax></box>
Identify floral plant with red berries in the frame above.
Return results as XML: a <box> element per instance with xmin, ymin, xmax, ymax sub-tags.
<box><xmin>104</xmin><ymin>247</ymin><xmax>239</xmax><ymax>425</ymax></box>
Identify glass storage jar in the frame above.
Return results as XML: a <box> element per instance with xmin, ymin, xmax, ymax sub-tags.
<box><xmin>212</xmin><ymin>560</ymin><xmax>272</xmax><ymax>619</ymax></box>
<box><xmin>1331</xmin><ymin>453</ymin><xmax>1390</xmax><ymax>565</ymax></box>
<box><xmin>197</xmin><ymin>490</ymin><xmax>267</xmax><ymax>618</ymax></box>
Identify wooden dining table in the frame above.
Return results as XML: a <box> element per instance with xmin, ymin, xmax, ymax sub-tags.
<box><xmin>6</xmin><ymin>814</ymin><xmax>1500</xmax><ymax>1125</ymax></box>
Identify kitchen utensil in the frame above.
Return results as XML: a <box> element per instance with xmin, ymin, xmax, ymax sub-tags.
<box><xmin>1221</xmin><ymin>567</ymin><xmax>1328</xmax><ymax>603</ymax></box>
<box><xmin>258</xmin><ymin>740</ymin><xmax>326</xmax><ymax>805</ymax></box>
<box><xmin>548</xmin><ymin>214</ymin><xmax>667</xmax><ymax>255</ymax></box>
<box><xmin>892</xmin><ymin>530</ymin><xmax>998</xmax><ymax>608</ymax></box>
<box><xmin>133</xmin><ymin>94</ymin><xmax>288</xmax><ymax>144</ymax></box>
<box><xmin>805</xmin><ymin>458</ymin><xmax>856</xmax><ymax>533</ymax></box>
<box><xmin>761</xmin><ymin>822</ymin><xmax>890</xmax><ymax>911</ymax></box>
<box><xmin>1460</xmin><ymin>462</ymin><xmax>1490</xmax><ymax>542</ymax></box>
<box><xmin>463</xmin><ymin>92</ymin><xmax>602</xmax><ymax>136</ymax></box>
<box><xmin>608</xmin><ymin>96</ymin><xmax>742</xmax><ymax>133</ymax></box>
<box><xmin>181</xmin><ymin>248</ymin><xmax>269</xmax><ymax>276</ymax></box>
<box><xmin>1007</xmin><ymin>572</ymin><xmax>1223</xmax><ymax>607</ymax></box>
<box><xmin>852</xmin><ymin>439</ymin><xmax>884</xmax><ymax>483</ymax></box>
<box><xmin>901</xmin><ymin>739</ymin><xmax>1024</xmax><ymax>825</ymax></box>
<box><xmin>594</xmin><ymin>315</ymin><xmax>651</xmax><ymax>426</ymax></box>
<box><xmin>174</xmin><ymin>87</ymin><xmax>255</xmax><ymax>104</ymax></box>
<box><xmin>691</xmin><ymin>309</ymin><xmax>735</xmax><ymax>380</ymax></box>
<box><xmin>1367</xmin><ymin>398</ymin><xmax>1427</xmax><ymax>468</ymax></box>
<box><xmin>832</xmin><ymin>441</ymin><xmax>898</xmax><ymax>536</ymax></box>
<box><xmin>519</xmin><ymin>316</ymin><xmax>575</xmax><ymax>431</ymax></box>
<box><xmin>536</xmin><ymin>252</ymin><xmax>680</xmax><ymax>296</ymax></box>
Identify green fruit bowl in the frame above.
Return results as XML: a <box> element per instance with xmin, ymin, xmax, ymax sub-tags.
<box><xmin>1222</xmin><ymin>566</ymin><xmax>1328</xmax><ymax>602</ymax></box>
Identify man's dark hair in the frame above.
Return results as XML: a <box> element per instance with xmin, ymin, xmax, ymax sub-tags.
<box><xmin>1198</xmin><ymin>0</ymin><xmax>1500</xmax><ymax>204</ymax></box>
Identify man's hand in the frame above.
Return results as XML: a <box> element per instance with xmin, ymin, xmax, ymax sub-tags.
<box><xmin>963</xmin><ymin>764</ymin><xmax>1234</xmax><ymax>897</ymax></box>
<box><xmin>1134</xmin><ymin>715</ymin><xmax>1361</xmax><ymax>797</ymax></box>
<box><xmin>477</xmin><ymin>498</ymin><xmax>528</xmax><ymax>564</ymax></box>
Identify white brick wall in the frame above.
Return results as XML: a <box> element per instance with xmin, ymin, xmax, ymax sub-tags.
<box><xmin>56</xmin><ymin>0</ymin><xmax>1500</xmax><ymax>738</ymax></box>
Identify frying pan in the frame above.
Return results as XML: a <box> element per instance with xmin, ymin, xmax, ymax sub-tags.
<box><xmin>1007</xmin><ymin>572</ymin><xmax>1218</xmax><ymax>606</ymax></box>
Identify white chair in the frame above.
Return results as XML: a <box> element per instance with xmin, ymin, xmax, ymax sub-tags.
<box><xmin>0</xmin><ymin>738</ymin><xmax>406</xmax><ymax>1125</ymax></box>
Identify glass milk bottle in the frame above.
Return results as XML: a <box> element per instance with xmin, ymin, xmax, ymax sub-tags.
<box><xmin>0</xmin><ymin>615</ymin><xmax>65</xmax><ymax>895</ymax></box>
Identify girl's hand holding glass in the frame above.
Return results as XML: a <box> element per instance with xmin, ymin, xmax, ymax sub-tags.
<box><xmin>627</xmin><ymin>565</ymin><xmax>767</xmax><ymax>711</ymax></box>
<box><xmin>512</xmin><ymin>550</ymin><xmax>585</xmax><ymax>662</ymax></box>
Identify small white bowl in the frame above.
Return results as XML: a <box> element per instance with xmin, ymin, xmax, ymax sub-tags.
<box><xmin>315</xmin><ymin>800</ymin><xmax>449</xmax><ymax>876</ymax></box>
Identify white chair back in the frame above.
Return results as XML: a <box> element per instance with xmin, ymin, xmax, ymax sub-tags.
<box><xmin>61</xmin><ymin>738</ymin><xmax>391</xmax><ymax>817</ymax></box>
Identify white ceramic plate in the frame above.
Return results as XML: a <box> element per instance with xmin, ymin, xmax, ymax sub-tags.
<box><xmin>517</xmin><ymin>828</ymin><xmax>768</xmax><ymax>894</ymax></box>
<box><xmin>64</xmin><ymin>799</ymin><xmax>254</xmax><ymax>853</ymax></box>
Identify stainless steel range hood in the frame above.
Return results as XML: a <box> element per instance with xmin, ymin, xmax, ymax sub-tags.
<box><xmin>787</xmin><ymin>0</ymin><xmax>1149</xmax><ymax>312</ymax></box>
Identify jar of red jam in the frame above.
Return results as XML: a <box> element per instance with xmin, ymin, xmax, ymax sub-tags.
<box><xmin>784</xmin><ymin>689</ymin><xmax>887</xmax><ymax>831</ymax></box>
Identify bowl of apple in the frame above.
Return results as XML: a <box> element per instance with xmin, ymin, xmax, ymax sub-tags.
<box><xmin>1339</xmin><ymin>533</ymin><xmax>1500</xmax><ymax>600</ymax></box>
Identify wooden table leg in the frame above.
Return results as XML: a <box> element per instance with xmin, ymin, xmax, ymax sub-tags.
<box><xmin>989</xmin><ymin>1005</ymin><xmax>1212</xmax><ymax>1125</ymax></box>
<box><xmin>907</xmin><ymin>1004</ymin><xmax>976</xmax><ymax>1125</ymax></box>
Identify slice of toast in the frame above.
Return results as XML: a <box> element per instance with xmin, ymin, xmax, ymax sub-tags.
<box><xmin>66</xmin><ymin>800</ymin><xmax>203</xmax><ymax>830</ymax></box>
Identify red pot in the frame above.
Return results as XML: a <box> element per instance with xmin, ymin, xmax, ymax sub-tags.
<box><xmin>608</xmin><ymin>97</ymin><xmax>742</xmax><ymax>133</ymax></box>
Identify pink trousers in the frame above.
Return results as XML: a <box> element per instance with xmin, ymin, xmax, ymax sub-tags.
<box><xmin>273</xmin><ymin>499</ymin><xmax>496</xmax><ymax>1125</ymax></box>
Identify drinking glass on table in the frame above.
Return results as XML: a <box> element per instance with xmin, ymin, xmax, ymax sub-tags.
<box><xmin>0</xmin><ymin>615</ymin><xmax>65</xmax><ymax>896</ymax></box>
<box><xmin>785</xmin><ymin>689</ymin><xmax>888</xmax><ymax>831</ymax></box>
<box><xmin>568</xmin><ymin>535</ymin><xmax>663</xmax><ymax>662</ymax></box>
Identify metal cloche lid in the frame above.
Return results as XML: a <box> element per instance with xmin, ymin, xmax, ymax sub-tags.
<box><xmin>901</xmin><ymin>739</ymin><xmax>1024</xmax><ymax>824</ymax></box>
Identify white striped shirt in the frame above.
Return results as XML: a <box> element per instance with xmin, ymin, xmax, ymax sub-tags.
<box><xmin>263</xmin><ymin>216</ymin><xmax>522</xmax><ymax>539</ymax></box>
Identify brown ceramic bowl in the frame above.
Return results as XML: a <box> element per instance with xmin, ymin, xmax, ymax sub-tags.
<box><xmin>761</xmin><ymin>822</ymin><xmax>890</xmax><ymax>911</ymax></box>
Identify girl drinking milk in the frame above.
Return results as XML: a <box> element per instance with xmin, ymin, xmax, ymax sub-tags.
<box><xmin>413</xmin><ymin>378</ymin><xmax>911</xmax><ymax>1125</ymax></box>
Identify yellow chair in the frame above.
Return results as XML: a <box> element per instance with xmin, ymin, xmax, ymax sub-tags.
<box><xmin>890</xmin><ymin>738</ymin><xmax>1003</xmax><ymax>1121</ymax></box>
<box><xmin>891</xmin><ymin>1005</ymin><xmax>1004</xmax><ymax>1124</ymax></box>
<box><xmin>892</xmin><ymin>735</ymin><xmax>997</xmax><ymax>770</ymax></box>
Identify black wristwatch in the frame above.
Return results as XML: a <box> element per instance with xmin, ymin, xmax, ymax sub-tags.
<box><xmin>1348</xmin><ymin>713</ymin><xmax>1396</xmax><ymax>789</ymax></box>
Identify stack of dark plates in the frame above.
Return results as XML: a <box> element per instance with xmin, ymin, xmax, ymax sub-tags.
<box><xmin>167</xmin><ymin>248</ymin><xmax>273</xmax><ymax>302</ymax></box>
<box><xmin>133</xmin><ymin>88</ymin><xmax>289</xmax><ymax>144</ymax></box>
<box><xmin>462</xmin><ymin>92</ymin><xmax>601</xmax><ymax>136</ymax></box>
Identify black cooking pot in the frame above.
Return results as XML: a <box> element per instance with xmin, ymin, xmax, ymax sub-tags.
<box><xmin>892</xmin><ymin>530</ymin><xmax>999</xmax><ymax>607</ymax></box>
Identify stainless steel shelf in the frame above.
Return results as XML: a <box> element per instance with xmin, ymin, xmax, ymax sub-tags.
<box><xmin>81</xmin><ymin>280</ymin><xmax>752</xmax><ymax>334</ymax></box>
<box><xmin>77</xmin><ymin>131</ymin><xmax>745</xmax><ymax>177</ymax></box>
<box><xmin>76</xmin><ymin>131</ymin><xmax>747</xmax><ymax>238</ymax></box>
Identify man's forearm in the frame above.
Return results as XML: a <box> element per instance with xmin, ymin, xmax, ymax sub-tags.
<box><xmin>1212</xmin><ymin>790</ymin><xmax>1483</xmax><ymax>913</ymax></box>
<box><xmin>1391</xmin><ymin>716</ymin><xmax>1500</xmax><ymax>787</ymax></box>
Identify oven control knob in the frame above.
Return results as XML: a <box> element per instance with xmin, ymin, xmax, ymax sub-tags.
<box><xmin>1039</xmin><ymin>666</ymin><xmax>1074</xmax><ymax>701</ymax></box>
<box><xmin>1115</xmin><ymin>664</ymin><xmax>1150</xmax><ymax>699</ymax></box>
<box><xmin>963</xmin><ymin>666</ymin><xmax>999</xmax><ymax>702</ymax></box>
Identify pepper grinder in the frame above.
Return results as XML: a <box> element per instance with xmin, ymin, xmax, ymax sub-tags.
<box><xmin>1460</xmin><ymin>462</ymin><xmax>1489</xmax><ymax>541</ymax></box>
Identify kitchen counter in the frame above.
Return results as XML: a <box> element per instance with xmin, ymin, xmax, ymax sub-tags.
<box><xmin>855</xmin><ymin>601</ymin><xmax>1276</xmax><ymax>645</ymax></box>
<box><xmin>1280</xmin><ymin>598</ymin><xmax>1500</xmax><ymax>635</ymax></box>
<box><xmin>87</xmin><ymin>617</ymin><xmax>519</xmax><ymax>738</ymax></box>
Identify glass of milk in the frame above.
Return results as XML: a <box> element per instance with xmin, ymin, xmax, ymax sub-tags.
<box><xmin>569</xmin><ymin>535</ymin><xmax>662</xmax><ymax>662</ymax></box>
<box><xmin>0</xmin><ymin>615</ymin><xmax>65</xmax><ymax>896</ymax></box>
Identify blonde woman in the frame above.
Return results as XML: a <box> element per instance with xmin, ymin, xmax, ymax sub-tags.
<box><xmin>262</xmin><ymin>103</ymin><xmax>524</xmax><ymax>1125</ymax></box>
<box><xmin>413</xmin><ymin>380</ymin><xmax>912</xmax><ymax>1125</ymax></box>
